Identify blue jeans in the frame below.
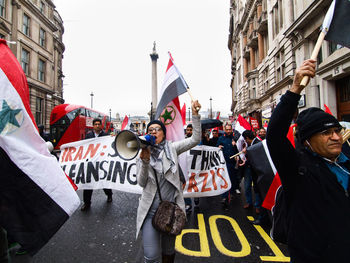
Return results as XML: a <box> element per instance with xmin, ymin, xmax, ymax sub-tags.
<box><xmin>244</xmin><ymin>166</ymin><xmax>261</xmax><ymax>207</ymax></box>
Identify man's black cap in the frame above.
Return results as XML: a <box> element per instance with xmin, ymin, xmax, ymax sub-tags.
<box><xmin>296</xmin><ymin>107</ymin><xmax>341</xmax><ymax>142</ymax></box>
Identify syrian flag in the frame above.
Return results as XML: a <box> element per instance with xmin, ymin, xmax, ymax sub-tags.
<box><xmin>155</xmin><ymin>53</ymin><xmax>189</xmax><ymax>180</ymax></box>
<box><xmin>121</xmin><ymin>115</ymin><xmax>131</xmax><ymax>130</ymax></box>
<box><xmin>324</xmin><ymin>0</ymin><xmax>350</xmax><ymax>49</ymax></box>
<box><xmin>0</xmin><ymin>40</ymin><xmax>80</xmax><ymax>255</ymax></box>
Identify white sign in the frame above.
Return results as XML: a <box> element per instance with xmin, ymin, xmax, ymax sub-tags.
<box><xmin>59</xmin><ymin>137</ymin><xmax>231</xmax><ymax>197</ymax></box>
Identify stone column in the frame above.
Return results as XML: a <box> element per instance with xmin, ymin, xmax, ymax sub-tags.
<box><xmin>257</xmin><ymin>3</ymin><xmax>262</xmax><ymax>18</ymax></box>
<box><xmin>258</xmin><ymin>33</ymin><xmax>264</xmax><ymax>63</ymax></box>
<box><xmin>11</xmin><ymin>0</ymin><xmax>20</xmax><ymax>55</ymax></box>
<box><xmin>150</xmin><ymin>42</ymin><xmax>159</xmax><ymax>118</ymax></box>
<box><xmin>243</xmin><ymin>58</ymin><xmax>248</xmax><ymax>81</ymax></box>
<box><xmin>250</xmin><ymin>47</ymin><xmax>255</xmax><ymax>70</ymax></box>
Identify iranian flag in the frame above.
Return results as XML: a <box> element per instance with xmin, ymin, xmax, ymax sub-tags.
<box><xmin>0</xmin><ymin>40</ymin><xmax>80</xmax><ymax>255</ymax></box>
<box><xmin>155</xmin><ymin>53</ymin><xmax>189</xmax><ymax>179</ymax></box>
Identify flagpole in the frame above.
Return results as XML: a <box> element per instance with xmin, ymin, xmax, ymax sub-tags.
<box><xmin>167</xmin><ymin>52</ymin><xmax>200</xmax><ymax>111</ymax></box>
<box><xmin>299</xmin><ymin>31</ymin><xmax>326</xmax><ymax>88</ymax></box>
<box><xmin>299</xmin><ymin>0</ymin><xmax>335</xmax><ymax>88</ymax></box>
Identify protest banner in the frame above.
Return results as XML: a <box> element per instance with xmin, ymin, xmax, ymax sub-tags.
<box><xmin>60</xmin><ymin>137</ymin><xmax>231</xmax><ymax>197</ymax></box>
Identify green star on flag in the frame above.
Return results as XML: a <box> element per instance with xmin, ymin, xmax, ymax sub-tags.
<box><xmin>161</xmin><ymin>107</ymin><xmax>174</xmax><ymax>123</ymax></box>
<box><xmin>0</xmin><ymin>100</ymin><xmax>22</xmax><ymax>133</ymax></box>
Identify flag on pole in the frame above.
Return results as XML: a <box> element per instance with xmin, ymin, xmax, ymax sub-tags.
<box><xmin>155</xmin><ymin>54</ymin><xmax>189</xmax><ymax>180</ymax></box>
<box><xmin>235</xmin><ymin>114</ymin><xmax>252</xmax><ymax>134</ymax></box>
<box><xmin>0</xmin><ymin>39</ymin><xmax>80</xmax><ymax>255</ymax></box>
<box><xmin>324</xmin><ymin>0</ymin><xmax>350</xmax><ymax>48</ymax></box>
<box><xmin>121</xmin><ymin>115</ymin><xmax>131</xmax><ymax>130</ymax></box>
<box><xmin>234</xmin><ymin>114</ymin><xmax>252</xmax><ymax>157</ymax></box>
<box><xmin>154</xmin><ymin>53</ymin><xmax>188</xmax><ymax>120</ymax></box>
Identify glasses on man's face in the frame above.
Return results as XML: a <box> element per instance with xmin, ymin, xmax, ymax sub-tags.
<box><xmin>318</xmin><ymin>127</ymin><xmax>344</xmax><ymax>137</ymax></box>
<box><xmin>148</xmin><ymin>127</ymin><xmax>162</xmax><ymax>133</ymax></box>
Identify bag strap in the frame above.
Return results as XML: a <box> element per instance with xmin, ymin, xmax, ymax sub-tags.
<box><xmin>152</xmin><ymin>168</ymin><xmax>163</xmax><ymax>202</ymax></box>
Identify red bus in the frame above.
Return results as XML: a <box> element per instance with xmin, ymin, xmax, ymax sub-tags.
<box><xmin>50</xmin><ymin>104</ymin><xmax>113</xmax><ymax>150</ymax></box>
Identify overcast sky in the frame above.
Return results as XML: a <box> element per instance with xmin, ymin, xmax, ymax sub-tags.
<box><xmin>53</xmin><ymin>0</ymin><xmax>232</xmax><ymax>119</ymax></box>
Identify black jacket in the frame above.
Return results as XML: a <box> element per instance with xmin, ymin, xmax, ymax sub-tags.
<box><xmin>85</xmin><ymin>130</ymin><xmax>107</xmax><ymax>139</ymax></box>
<box><xmin>267</xmin><ymin>90</ymin><xmax>350</xmax><ymax>263</ymax></box>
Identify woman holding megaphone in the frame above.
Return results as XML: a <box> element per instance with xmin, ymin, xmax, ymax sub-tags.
<box><xmin>136</xmin><ymin>100</ymin><xmax>201</xmax><ymax>263</ymax></box>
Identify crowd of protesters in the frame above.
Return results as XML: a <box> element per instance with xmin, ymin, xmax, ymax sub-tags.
<box><xmin>2</xmin><ymin>60</ymin><xmax>350</xmax><ymax>263</ymax></box>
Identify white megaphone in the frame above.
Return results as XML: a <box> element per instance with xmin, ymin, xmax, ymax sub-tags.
<box><xmin>114</xmin><ymin>130</ymin><xmax>156</xmax><ymax>160</ymax></box>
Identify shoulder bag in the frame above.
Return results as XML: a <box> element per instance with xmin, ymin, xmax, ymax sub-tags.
<box><xmin>152</xmin><ymin>169</ymin><xmax>186</xmax><ymax>235</ymax></box>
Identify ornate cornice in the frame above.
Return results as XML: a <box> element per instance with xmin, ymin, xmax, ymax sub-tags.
<box><xmin>19</xmin><ymin>0</ymin><xmax>58</xmax><ymax>32</ymax></box>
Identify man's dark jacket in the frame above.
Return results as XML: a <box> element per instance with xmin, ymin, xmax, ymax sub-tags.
<box><xmin>267</xmin><ymin>90</ymin><xmax>350</xmax><ymax>263</ymax></box>
<box><xmin>216</xmin><ymin>133</ymin><xmax>239</xmax><ymax>163</ymax></box>
<box><xmin>85</xmin><ymin>130</ymin><xmax>108</xmax><ymax>139</ymax></box>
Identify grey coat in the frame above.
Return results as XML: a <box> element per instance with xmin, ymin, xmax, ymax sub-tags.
<box><xmin>136</xmin><ymin>115</ymin><xmax>201</xmax><ymax>237</ymax></box>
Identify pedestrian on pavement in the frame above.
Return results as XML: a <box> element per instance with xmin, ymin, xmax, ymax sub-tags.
<box><xmin>136</xmin><ymin>100</ymin><xmax>201</xmax><ymax>263</ymax></box>
<box><xmin>267</xmin><ymin>59</ymin><xmax>350</xmax><ymax>262</ymax></box>
<box><xmin>216</xmin><ymin>123</ymin><xmax>240</xmax><ymax>206</ymax></box>
<box><xmin>81</xmin><ymin>118</ymin><xmax>113</xmax><ymax>211</ymax></box>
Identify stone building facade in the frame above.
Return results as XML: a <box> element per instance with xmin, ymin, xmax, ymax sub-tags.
<box><xmin>0</xmin><ymin>0</ymin><xmax>64</xmax><ymax>131</ymax></box>
<box><xmin>228</xmin><ymin>0</ymin><xmax>350</xmax><ymax>126</ymax></box>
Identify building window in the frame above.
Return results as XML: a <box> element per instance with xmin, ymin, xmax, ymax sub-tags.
<box><xmin>40</xmin><ymin>1</ymin><xmax>45</xmax><ymax>14</ymax></box>
<box><xmin>0</xmin><ymin>0</ymin><xmax>5</xmax><ymax>17</ymax></box>
<box><xmin>21</xmin><ymin>49</ymin><xmax>29</xmax><ymax>75</ymax></box>
<box><xmin>35</xmin><ymin>97</ymin><xmax>43</xmax><ymax>125</ymax></box>
<box><xmin>23</xmin><ymin>14</ymin><xmax>30</xmax><ymax>36</ymax></box>
<box><xmin>273</xmin><ymin>0</ymin><xmax>283</xmax><ymax>37</ymax></box>
<box><xmin>263</xmin><ymin>67</ymin><xmax>269</xmax><ymax>92</ymax></box>
<box><xmin>238</xmin><ymin>66</ymin><xmax>241</xmax><ymax>85</ymax></box>
<box><xmin>38</xmin><ymin>59</ymin><xmax>45</xmax><ymax>82</ymax></box>
<box><xmin>329</xmin><ymin>42</ymin><xmax>342</xmax><ymax>55</ymax></box>
<box><xmin>0</xmin><ymin>33</ymin><xmax>4</xmax><ymax>39</ymax></box>
<box><xmin>275</xmin><ymin>49</ymin><xmax>285</xmax><ymax>82</ymax></box>
<box><xmin>39</xmin><ymin>28</ymin><xmax>46</xmax><ymax>47</ymax></box>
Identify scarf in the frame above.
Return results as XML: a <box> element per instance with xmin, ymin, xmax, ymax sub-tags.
<box><xmin>150</xmin><ymin>140</ymin><xmax>177</xmax><ymax>175</ymax></box>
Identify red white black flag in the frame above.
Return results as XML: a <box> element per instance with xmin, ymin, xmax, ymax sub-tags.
<box><xmin>0</xmin><ymin>40</ymin><xmax>80</xmax><ymax>255</ymax></box>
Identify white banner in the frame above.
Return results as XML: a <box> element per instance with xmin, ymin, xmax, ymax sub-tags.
<box><xmin>59</xmin><ymin>136</ymin><xmax>231</xmax><ymax>197</ymax></box>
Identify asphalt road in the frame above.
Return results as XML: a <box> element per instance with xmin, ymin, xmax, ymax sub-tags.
<box><xmin>9</xmin><ymin>187</ymin><xmax>290</xmax><ymax>263</ymax></box>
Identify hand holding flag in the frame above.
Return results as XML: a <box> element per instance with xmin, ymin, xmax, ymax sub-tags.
<box><xmin>300</xmin><ymin>0</ymin><xmax>350</xmax><ymax>87</ymax></box>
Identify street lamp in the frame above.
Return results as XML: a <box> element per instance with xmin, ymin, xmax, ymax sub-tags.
<box><xmin>210</xmin><ymin>97</ymin><xmax>213</xmax><ymax>119</ymax></box>
<box><xmin>90</xmin><ymin>92</ymin><xmax>94</xmax><ymax>108</ymax></box>
<box><xmin>188</xmin><ymin>107</ymin><xmax>191</xmax><ymax>122</ymax></box>
<box><xmin>150</xmin><ymin>102</ymin><xmax>153</xmax><ymax>121</ymax></box>
<box><xmin>109</xmin><ymin>109</ymin><xmax>111</xmax><ymax>122</ymax></box>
